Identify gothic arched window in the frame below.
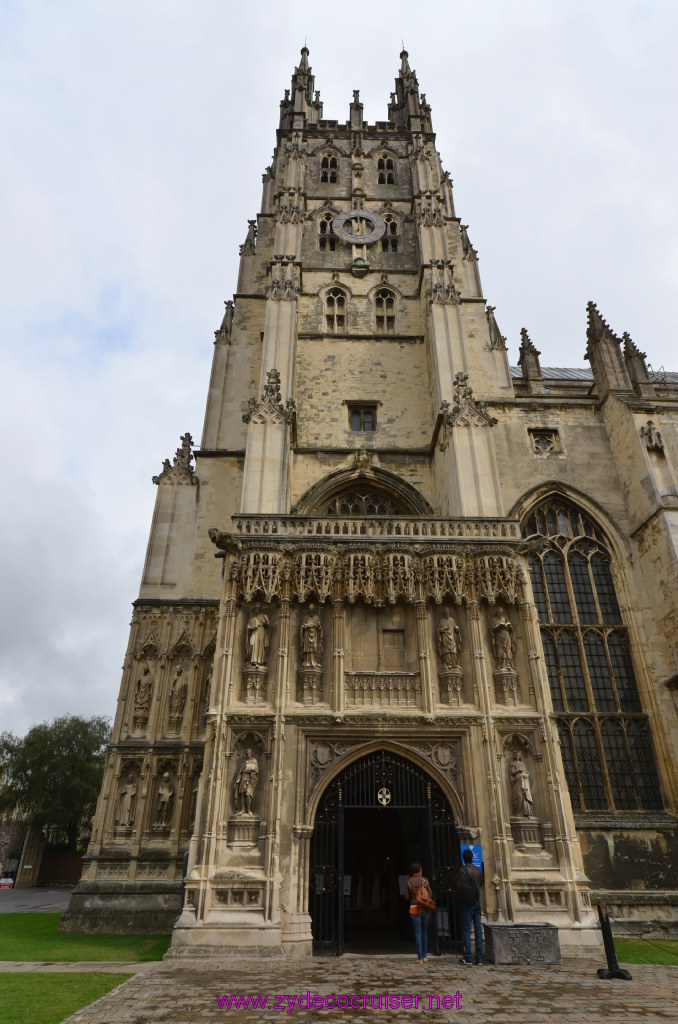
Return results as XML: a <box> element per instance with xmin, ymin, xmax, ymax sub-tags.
<box><xmin>377</xmin><ymin>153</ymin><xmax>395</xmax><ymax>185</ymax></box>
<box><xmin>320</xmin><ymin>153</ymin><xmax>338</xmax><ymax>184</ymax></box>
<box><xmin>381</xmin><ymin>215</ymin><xmax>399</xmax><ymax>253</ymax></box>
<box><xmin>325</xmin><ymin>287</ymin><xmax>347</xmax><ymax>333</ymax></box>
<box><xmin>375</xmin><ymin>288</ymin><xmax>396</xmax><ymax>334</ymax></box>
<box><xmin>523</xmin><ymin>495</ymin><xmax>663</xmax><ymax>812</ymax></box>
<box><xmin>318</xmin><ymin>212</ymin><xmax>336</xmax><ymax>252</ymax></box>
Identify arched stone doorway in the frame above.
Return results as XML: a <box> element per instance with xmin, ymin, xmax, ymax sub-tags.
<box><xmin>309</xmin><ymin>748</ymin><xmax>460</xmax><ymax>955</ymax></box>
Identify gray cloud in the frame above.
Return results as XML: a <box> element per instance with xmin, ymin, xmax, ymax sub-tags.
<box><xmin>1</xmin><ymin>0</ymin><xmax>676</xmax><ymax>732</ymax></box>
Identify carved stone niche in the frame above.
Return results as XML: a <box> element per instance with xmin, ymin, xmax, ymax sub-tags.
<box><xmin>493</xmin><ymin>669</ymin><xmax>519</xmax><ymax>706</ymax></box>
<box><xmin>298</xmin><ymin>669</ymin><xmax>323</xmax><ymax>705</ymax></box>
<box><xmin>227</xmin><ymin>732</ymin><xmax>265</xmax><ymax>846</ymax></box>
<box><xmin>113</xmin><ymin>761</ymin><xmax>141</xmax><ymax>837</ymax></box>
<box><xmin>504</xmin><ymin>736</ymin><xmax>543</xmax><ymax>850</ymax></box>
<box><xmin>242</xmin><ymin>667</ymin><xmax>268</xmax><ymax>705</ymax></box>
<box><xmin>439</xmin><ymin>669</ymin><xmax>464</xmax><ymax>706</ymax></box>
<box><xmin>150</xmin><ymin>762</ymin><xmax>177</xmax><ymax>835</ymax></box>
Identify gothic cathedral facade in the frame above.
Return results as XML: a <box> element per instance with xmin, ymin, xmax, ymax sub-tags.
<box><xmin>63</xmin><ymin>50</ymin><xmax>678</xmax><ymax>954</ymax></box>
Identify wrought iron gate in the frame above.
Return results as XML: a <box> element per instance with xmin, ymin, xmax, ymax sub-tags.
<box><xmin>309</xmin><ymin>749</ymin><xmax>460</xmax><ymax>955</ymax></box>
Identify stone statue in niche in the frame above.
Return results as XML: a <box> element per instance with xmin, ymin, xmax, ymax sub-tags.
<box><xmin>437</xmin><ymin>607</ymin><xmax>462</xmax><ymax>669</ymax></box>
<box><xmin>115</xmin><ymin>774</ymin><xmax>137</xmax><ymax>827</ymax></box>
<box><xmin>510</xmin><ymin>752</ymin><xmax>534</xmax><ymax>818</ymax></box>
<box><xmin>299</xmin><ymin>604</ymin><xmax>323</xmax><ymax>669</ymax></box>
<box><xmin>234</xmin><ymin>748</ymin><xmax>259</xmax><ymax>816</ymax></box>
<box><xmin>155</xmin><ymin>772</ymin><xmax>175</xmax><ymax>827</ymax></box>
<box><xmin>168</xmin><ymin>667</ymin><xmax>187</xmax><ymax>719</ymax></box>
<box><xmin>245</xmin><ymin>607</ymin><xmax>270</xmax><ymax>667</ymax></box>
<box><xmin>134</xmin><ymin>664</ymin><xmax>154</xmax><ymax>718</ymax></box>
<box><xmin>491</xmin><ymin>608</ymin><xmax>515</xmax><ymax>671</ymax></box>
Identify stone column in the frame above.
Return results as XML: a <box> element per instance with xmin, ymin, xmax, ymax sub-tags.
<box><xmin>467</xmin><ymin>599</ymin><xmax>513</xmax><ymax>923</ymax></box>
<box><xmin>415</xmin><ymin>599</ymin><xmax>433</xmax><ymax>715</ymax></box>
<box><xmin>332</xmin><ymin>594</ymin><xmax>345</xmax><ymax>715</ymax></box>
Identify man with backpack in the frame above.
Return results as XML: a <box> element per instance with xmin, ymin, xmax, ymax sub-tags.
<box><xmin>459</xmin><ymin>848</ymin><xmax>484</xmax><ymax>965</ymax></box>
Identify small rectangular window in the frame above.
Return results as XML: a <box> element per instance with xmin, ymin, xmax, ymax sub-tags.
<box><xmin>348</xmin><ymin>404</ymin><xmax>377</xmax><ymax>431</ymax></box>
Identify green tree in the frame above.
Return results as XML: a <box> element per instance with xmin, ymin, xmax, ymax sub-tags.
<box><xmin>0</xmin><ymin>715</ymin><xmax>110</xmax><ymax>850</ymax></box>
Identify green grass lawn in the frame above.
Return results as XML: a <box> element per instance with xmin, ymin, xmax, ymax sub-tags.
<box><xmin>0</xmin><ymin>914</ymin><xmax>169</xmax><ymax>962</ymax></box>
<box><xmin>614</xmin><ymin>937</ymin><xmax>678</xmax><ymax>966</ymax></box>
<box><xmin>0</xmin><ymin>973</ymin><xmax>132</xmax><ymax>1024</ymax></box>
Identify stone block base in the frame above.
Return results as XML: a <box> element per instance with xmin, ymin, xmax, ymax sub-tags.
<box><xmin>483</xmin><ymin>922</ymin><xmax>562</xmax><ymax>964</ymax></box>
<box><xmin>59</xmin><ymin>879</ymin><xmax>182</xmax><ymax>933</ymax></box>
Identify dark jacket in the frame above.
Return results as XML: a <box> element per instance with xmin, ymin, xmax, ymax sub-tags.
<box><xmin>459</xmin><ymin>863</ymin><xmax>484</xmax><ymax>904</ymax></box>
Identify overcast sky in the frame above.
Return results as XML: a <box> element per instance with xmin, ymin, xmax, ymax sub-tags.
<box><xmin>1</xmin><ymin>0</ymin><xmax>676</xmax><ymax>736</ymax></box>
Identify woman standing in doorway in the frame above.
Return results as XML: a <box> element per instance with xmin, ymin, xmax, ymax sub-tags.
<box><xmin>404</xmin><ymin>862</ymin><xmax>432</xmax><ymax>962</ymax></box>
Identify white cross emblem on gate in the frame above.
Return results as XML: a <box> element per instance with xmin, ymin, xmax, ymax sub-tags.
<box><xmin>377</xmin><ymin>787</ymin><xmax>391</xmax><ymax>806</ymax></box>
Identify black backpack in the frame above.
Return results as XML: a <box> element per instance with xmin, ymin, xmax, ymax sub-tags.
<box><xmin>459</xmin><ymin>866</ymin><xmax>479</xmax><ymax>906</ymax></box>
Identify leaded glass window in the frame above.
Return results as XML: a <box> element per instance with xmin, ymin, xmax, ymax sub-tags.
<box><xmin>523</xmin><ymin>495</ymin><xmax>663</xmax><ymax>812</ymax></box>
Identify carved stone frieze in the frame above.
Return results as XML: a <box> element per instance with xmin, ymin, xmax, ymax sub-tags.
<box><xmin>494</xmin><ymin>670</ymin><xmax>519</xmax><ymax>706</ymax></box>
<box><xmin>409</xmin><ymin>739</ymin><xmax>460</xmax><ymax>784</ymax></box>
<box><xmin>225</xmin><ymin>546</ymin><xmax>525</xmax><ymax>608</ymax></box>
<box><xmin>439</xmin><ymin>669</ymin><xmax>464</xmax><ymax>705</ymax></box>
<box><xmin>295</xmin><ymin>551</ymin><xmax>333</xmax><ymax>603</ymax></box>
<box><xmin>344</xmin><ymin>672</ymin><xmax>421</xmax><ymax>707</ymax></box>
<box><xmin>298</xmin><ymin>669</ymin><xmax>323</xmax><ymax>705</ymax></box>
<box><xmin>307</xmin><ymin>739</ymin><xmax>361</xmax><ymax>796</ymax></box>
<box><xmin>242</xmin><ymin>667</ymin><xmax>268</xmax><ymax>705</ymax></box>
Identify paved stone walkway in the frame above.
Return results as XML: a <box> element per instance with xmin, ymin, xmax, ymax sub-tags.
<box><xmin>48</xmin><ymin>954</ymin><xmax>678</xmax><ymax>1023</ymax></box>
<box><xmin>0</xmin><ymin>960</ymin><xmax>155</xmax><ymax>973</ymax></box>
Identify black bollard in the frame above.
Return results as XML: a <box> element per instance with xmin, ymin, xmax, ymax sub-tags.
<box><xmin>596</xmin><ymin>901</ymin><xmax>632</xmax><ymax>980</ymax></box>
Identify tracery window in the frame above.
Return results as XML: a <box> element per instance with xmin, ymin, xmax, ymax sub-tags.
<box><xmin>375</xmin><ymin>288</ymin><xmax>396</xmax><ymax>334</ymax></box>
<box><xmin>325</xmin><ymin>489</ymin><xmax>401</xmax><ymax>516</ymax></box>
<box><xmin>377</xmin><ymin>153</ymin><xmax>395</xmax><ymax>184</ymax></box>
<box><xmin>325</xmin><ymin>287</ymin><xmax>346</xmax><ymax>333</ymax></box>
<box><xmin>318</xmin><ymin>212</ymin><xmax>336</xmax><ymax>252</ymax></box>
<box><xmin>381</xmin><ymin>215</ymin><xmax>398</xmax><ymax>253</ymax></box>
<box><xmin>523</xmin><ymin>496</ymin><xmax>663</xmax><ymax>812</ymax></box>
<box><xmin>320</xmin><ymin>153</ymin><xmax>338</xmax><ymax>184</ymax></box>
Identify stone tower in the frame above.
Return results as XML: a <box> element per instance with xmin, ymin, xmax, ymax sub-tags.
<box><xmin>63</xmin><ymin>49</ymin><xmax>678</xmax><ymax>954</ymax></box>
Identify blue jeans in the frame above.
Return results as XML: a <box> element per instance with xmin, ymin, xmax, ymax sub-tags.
<box><xmin>461</xmin><ymin>901</ymin><xmax>482</xmax><ymax>963</ymax></box>
<box><xmin>411</xmin><ymin>909</ymin><xmax>430</xmax><ymax>959</ymax></box>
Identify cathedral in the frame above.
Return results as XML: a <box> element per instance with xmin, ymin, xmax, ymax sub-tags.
<box><xmin>62</xmin><ymin>49</ymin><xmax>678</xmax><ymax>955</ymax></box>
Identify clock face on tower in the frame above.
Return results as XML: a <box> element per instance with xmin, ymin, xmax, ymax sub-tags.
<box><xmin>332</xmin><ymin>208</ymin><xmax>386</xmax><ymax>246</ymax></box>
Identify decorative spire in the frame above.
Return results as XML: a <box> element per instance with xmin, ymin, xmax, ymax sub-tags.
<box><xmin>242</xmin><ymin>368</ymin><xmax>296</xmax><ymax>426</ymax></box>
<box><xmin>585</xmin><ymin>300</ymin><xmax>615</xmax><ymax>348</ymax></box>
<box><xmin>280</xmin><ymin>46</ymin><xmax>322</xmax><ymax>129</ymax></box>
<box><xmin>485</xmin><ymin>306</ymin><xmax>507</xmax><ymax>351</ymax></box>
<box><xmin>388</xmin><ymin>48</ymin><xmax>426</xmax><ymax>132</ymax></box>
<box><xmin>623</xmin><ymin>332</ymin><xmax>655</xmax><ymax>397</ymax></box>
<box><xmin>214</xmin><ymin>300</ymin><xmax>234</xmax><ymax>345</ymax></box>
<box><xmin>585</xmin><ymin>302</ymin><xmax>632</xmax><ymax>396</ymax></box>
<box><xmin>518</xmin><ymin>328</ymin><xmax>545</xmax><ymax>393</ymax></box>
<box><xmin>153</xmin><ymin>433</ymin><xmax>198</xmax><ymax>486</ymax></box>
<box><xmin>438</xmin><ymin>373</ymin><xmax>498</xmax><ymax>451</ymax></box>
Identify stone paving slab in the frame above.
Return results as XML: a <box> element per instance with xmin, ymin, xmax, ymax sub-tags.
<box><xmin>0</xmin><ymin>960</ymin><xmax>156</xmax><ymax>973</ymax></box>
<box><xmin>56</xmin><ymin>954</ymin><xmax>678</xmax><ymax>1024</ymax></box>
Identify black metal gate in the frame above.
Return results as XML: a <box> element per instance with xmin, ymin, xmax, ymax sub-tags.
<box><xmin>309</xmin><ymin>748</ymin><xmax>460</xmax><ymax>955</ymax></box>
